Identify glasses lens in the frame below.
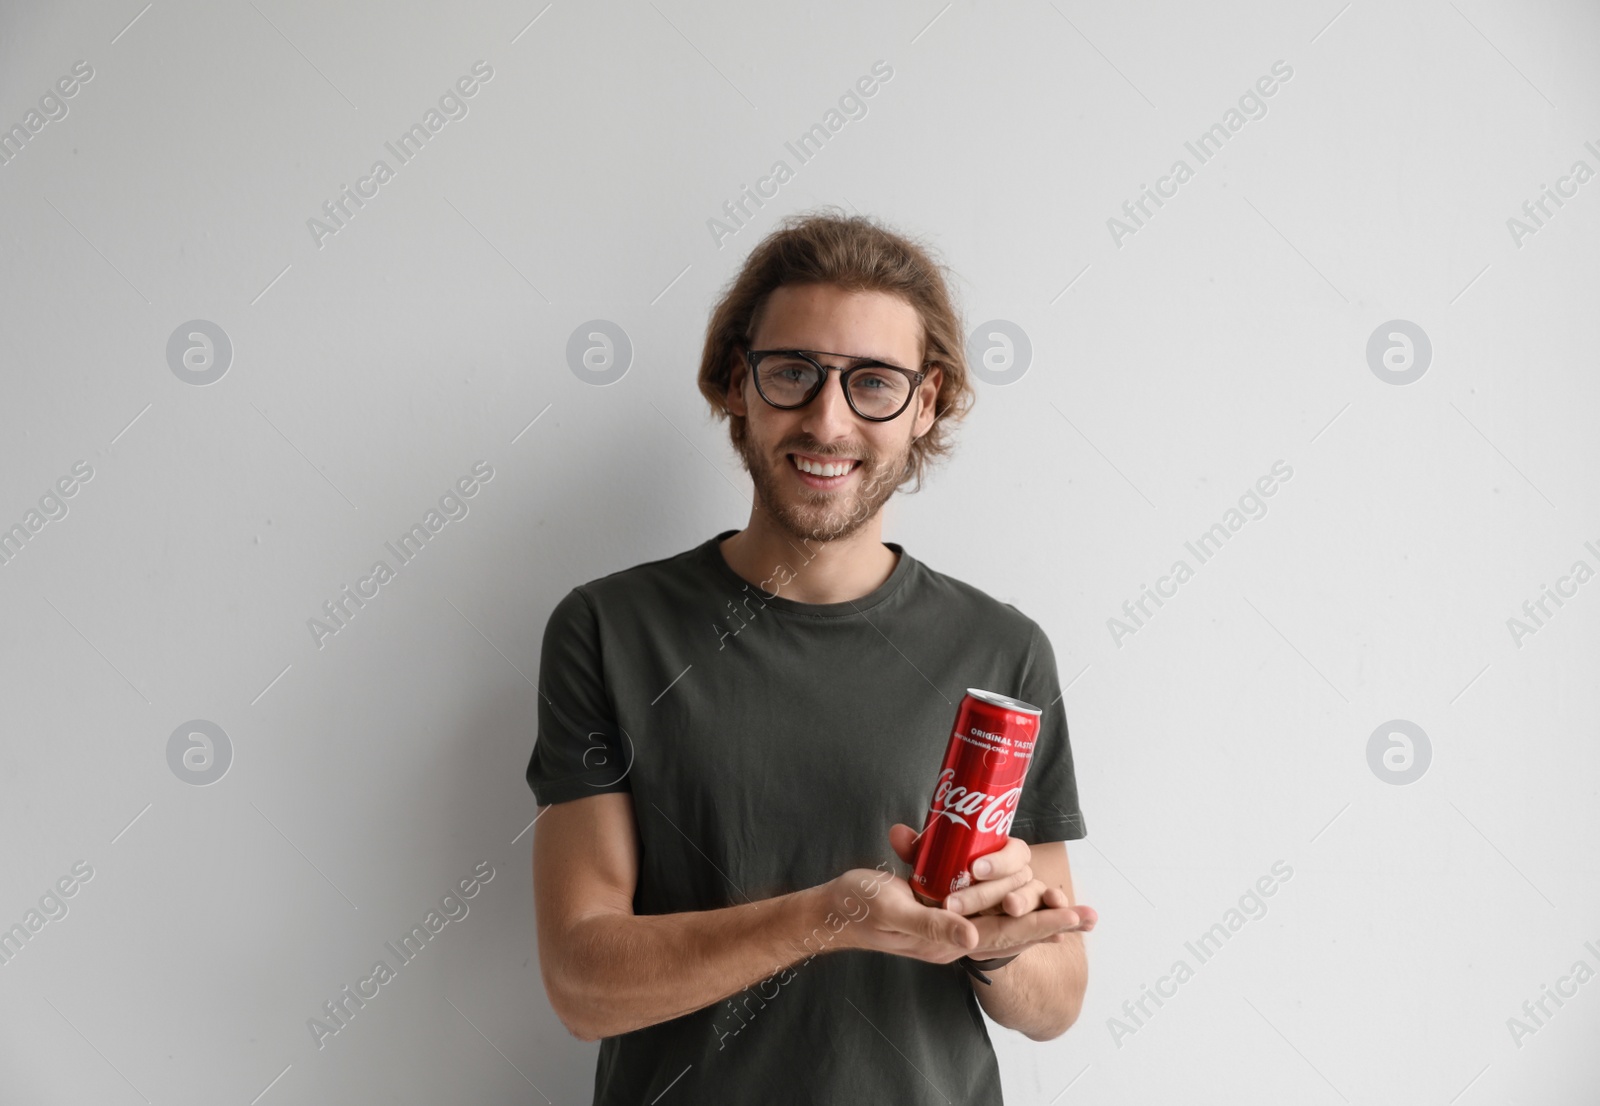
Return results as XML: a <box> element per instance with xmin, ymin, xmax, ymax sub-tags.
<box><xmin>847</xmin><ymin>367</ymin><xmax>911</xmax><ymax>419</ymax></box>
<box><xmin>757</xmin><ymin>355</ymin><xmax>821</xmax><ymax>406</ymax></box>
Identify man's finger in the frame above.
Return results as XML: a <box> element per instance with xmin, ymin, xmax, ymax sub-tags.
<box><xmin>971</xmin><ymin>834</ymin><xmax>1031</xmax><ymax>879</ymax></box>
<box><xmin>969</xmin><ymin>904</ymin><xmax>1082</xmax><ymax>948</ymax></box>
<box><xmin>947</xmin><ymin>866</ymin><xmax>1033</xmax><ymax>915</ymax></box>
<box><xmin>1000</xmin><ymin>880</ymin><xmax>1050</xmax><ymax>917</ymax></box>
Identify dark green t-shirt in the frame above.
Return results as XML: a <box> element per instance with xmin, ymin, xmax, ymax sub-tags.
<box><xmin>527</xmin><ymin>530</ymin><xmax>1087</xmax><ymax>1105</ymax></box>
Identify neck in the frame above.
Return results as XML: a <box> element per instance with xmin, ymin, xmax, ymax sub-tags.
<box><xmin>719</xmin><ymin>509</ymin><xmax>899</xmax><ymax>605</ymax></box>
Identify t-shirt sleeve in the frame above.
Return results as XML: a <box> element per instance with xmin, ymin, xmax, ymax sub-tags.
<box><xmin>1009</xmin><ymin>621</ymin><xmax>1087</xmax><ymax>844</ymax></box>
<box><xmin>525</xmin><ymin>586</ymin><xmax>633</xmax><ymax>806</ymax></box>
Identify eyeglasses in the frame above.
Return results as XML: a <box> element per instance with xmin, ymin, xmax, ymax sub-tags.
<box><xmin>743</xmin><ymin>348</ymin><xmax>929</xmax><ymax>422</ymax></box>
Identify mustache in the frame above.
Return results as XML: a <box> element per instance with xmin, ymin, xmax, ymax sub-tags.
<box><xmin>783</xmin><ymin>444</ymin><xmax>870</xmax><ymax>460</ymax></box>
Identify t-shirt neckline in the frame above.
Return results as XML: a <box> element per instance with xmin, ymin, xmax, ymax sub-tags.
<box><xmin>700</xmin><ymin>529</ymin><xmax>914</xmax><ymax>618</ymax></box>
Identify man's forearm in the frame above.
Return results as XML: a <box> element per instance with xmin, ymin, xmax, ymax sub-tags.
<box><xmin>548</xmin><ymin>883</ymin><xmax>842</xmax><ymax>1041</ymax></box>
<box><xmin>972</xmin><ymin>933</ymin><xmax>1087</xmax><ymax>1041</ymax></box>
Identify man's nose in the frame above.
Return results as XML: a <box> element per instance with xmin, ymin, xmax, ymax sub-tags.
<box><xmin>800</xmin><ymin>367</ymin><xmax>858</xmax><ymax>440</ymax></box>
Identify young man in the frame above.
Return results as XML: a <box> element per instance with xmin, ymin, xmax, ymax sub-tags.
<box><xmin>528</xmin><ymin>211</ymin><xmax>1094</xmax><ymax>1104</ymax></box>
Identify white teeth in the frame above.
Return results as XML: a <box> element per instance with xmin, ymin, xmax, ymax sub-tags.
<box><xmin>793</xmin><ymin>455</ymin><xmax>856</xmax><ymax>478</ymax></box>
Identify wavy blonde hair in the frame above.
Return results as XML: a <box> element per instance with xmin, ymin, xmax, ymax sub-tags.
<box><xmin>697</xmin><ymin>207</ymin><xmax>976</xmax><ymax>494</ymax></box>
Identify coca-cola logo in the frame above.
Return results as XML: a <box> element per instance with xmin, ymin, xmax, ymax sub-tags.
<box><xmin>927</xmin><ymin>768</ymin><xmax>1021</xmax><ymax>836</ymax></box>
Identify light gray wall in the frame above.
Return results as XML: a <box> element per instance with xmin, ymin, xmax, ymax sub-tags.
<box><xmin>2</xmin><ymin>0</ymin><xmax>1597</xmax><ymax>1102</ymax></box>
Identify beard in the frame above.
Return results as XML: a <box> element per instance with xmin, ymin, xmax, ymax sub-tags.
<box><xmin>735</xmin><ymin>430</ymin><xmax>910</xmax><ymax>545</ymax></box>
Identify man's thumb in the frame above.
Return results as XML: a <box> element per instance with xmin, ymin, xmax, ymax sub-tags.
<box><xmin>933</xmin><ymin>912</ymin><xmax>973</xmax><ymax>948</ymax></box>
<box><xmin>952</xmin><ymin>920</ymin><xmax>976</xmax><ymax>948</ymax></box>
<box><xmin>889</xmin><ymin>823</ymin><xmax>921</xmax><ymax>863</ymax></box>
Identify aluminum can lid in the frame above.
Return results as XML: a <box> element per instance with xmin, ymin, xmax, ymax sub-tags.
<box><xmin>964</xmin><ymin>687</ymin><xmax>1042</xmax><ymax>715</ymax></box>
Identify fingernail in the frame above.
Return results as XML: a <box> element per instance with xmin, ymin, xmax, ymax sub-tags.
<box><xmin>974</xmin><ymin>859</ymin><xmax>990</xmax><ymax>877</ymax></box>
<box><xmin>947</xmin><ymin>895</ymin><xmax>962</xmax><ymax>912</ymax></box>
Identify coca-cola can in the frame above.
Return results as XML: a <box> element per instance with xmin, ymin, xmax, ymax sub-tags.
<box><xmin>911</xmin><ymin>688</ymin><xmax>1042</xmax><ymax>909</ymax></box>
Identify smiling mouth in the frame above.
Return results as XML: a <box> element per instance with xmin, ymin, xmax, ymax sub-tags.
<box><xmin>788</xmin><ymin>452</ymin><xmax>861</xmax><ymax>477</ymax></box>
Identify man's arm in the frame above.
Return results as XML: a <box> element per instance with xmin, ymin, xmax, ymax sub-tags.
<box><xmin>535</xmin><ymin>793</ymin><xmax>1061</xmax><ymax>1042</ymax></box>
<box><xmin>534</xmin><ymin>791</ymin><xmax>842</xmax><ymax>1041</ymax></box>
<box><xmin>969</xmin><ymin>840</ymin><xmax>1088</xmax><ymax>1041</ymax></box>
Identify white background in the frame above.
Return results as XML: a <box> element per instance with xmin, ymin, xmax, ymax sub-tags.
<box><xmin>1</xmin><ymin>0</ymin><xmax>1597</xmax><ymax>1102</ymax></box>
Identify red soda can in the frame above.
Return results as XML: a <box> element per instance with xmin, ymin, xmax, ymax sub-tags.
<box><xmin>911</xmin><ymin>688</ymin><xmax>1042</xmax><ymax>908</ymax></box>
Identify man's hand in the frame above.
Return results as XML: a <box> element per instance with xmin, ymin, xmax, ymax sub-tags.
<box><xmin>823</xmin><ymin>825</ymin><xmax>1096</xmax><ymax>967</ymax></box>
<box><xmin>888</xmin><ymin>823</ymin><xmax>1096</xmax><ymax>960</ymax></box>
<box><xmin>821</xmin><ymin>864</ymin><xmax>981</xmax><ymax>966</ymax></box>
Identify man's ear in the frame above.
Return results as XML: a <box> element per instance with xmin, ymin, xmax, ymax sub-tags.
<box><xmin>913</xmin><ymin>365</ymin><xmax>943</xmax><ymax>438</ymax></box>
<box><xmin>725</xmin><ymin>360</ymin><xmax>748</xmax><ymax>417</ymax></box>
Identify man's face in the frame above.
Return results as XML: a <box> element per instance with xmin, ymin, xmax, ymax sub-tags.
<box><xmin>725</xmin><ymin>283</ymin><xmax>942</xmax><ymax>545</ymax></box>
